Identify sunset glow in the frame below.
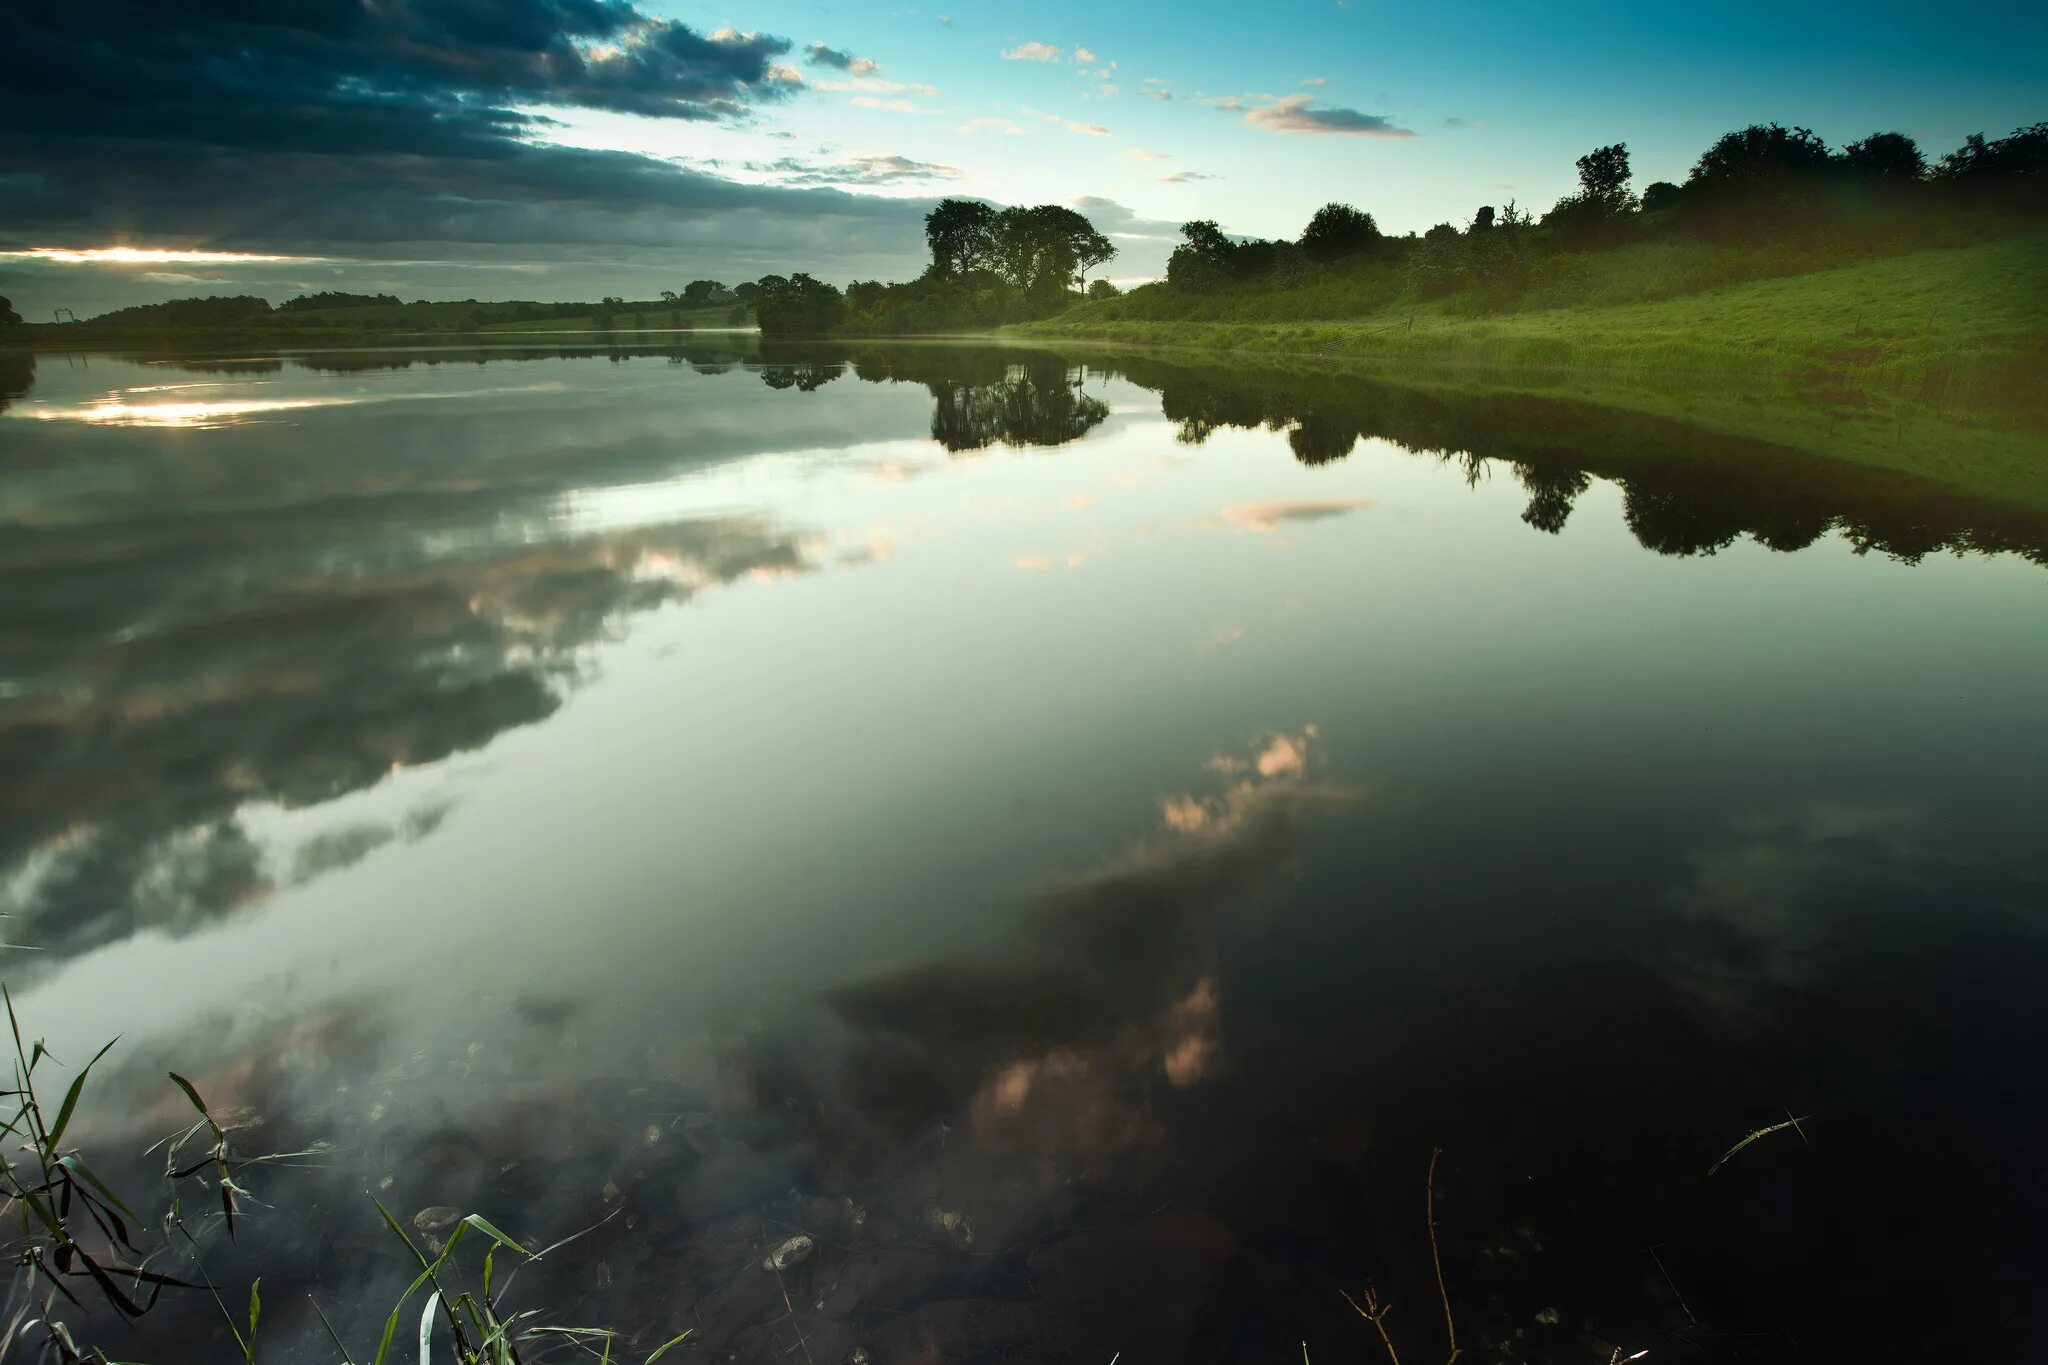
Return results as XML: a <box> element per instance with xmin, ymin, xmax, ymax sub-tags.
<box><xmin>1</xmin><ymin>246</ymin><xmax>330</xmax><ymax>266</ymax></box>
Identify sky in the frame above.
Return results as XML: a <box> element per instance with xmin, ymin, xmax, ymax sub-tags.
<box><xmin>2</xmin><ymin>0</ymin><xmax>2042</xmax><ymax>316</ymax></box>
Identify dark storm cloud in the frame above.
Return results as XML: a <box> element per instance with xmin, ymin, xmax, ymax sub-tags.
<box><xmin>804</xmin><ymin>43</ymin><xmax>878</xmax><ymax>73</ymax></box>
<box><xmin>0</xmin><ymin>1</ymin><xmax>932</xmax><ymax>292</ymax></box>
<box><xmin>6</xmin><ymin>0</ymin><xmax>796</xmax><ymax>137</ymax></box>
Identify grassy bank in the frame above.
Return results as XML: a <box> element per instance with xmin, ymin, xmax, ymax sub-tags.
<box><xmin>1011</xmin><ymin>234</ymin><xmax>2048</xmax><ymax>506</ymax></box>
<box><xmin>0</xmin><ymin>304</ymin><xmax>748</xmax><ymax>354</ymax></box>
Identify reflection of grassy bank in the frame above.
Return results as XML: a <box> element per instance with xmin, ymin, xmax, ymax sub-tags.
<box><xmin>1011</xmin><ymin>235</ymin><xmax>2048</xmax><ymax>507</ymax></box>
<box><xmin>0</xmin><ymin>316</ymin><xmax>751</xmax><ymax>354</ymax></box>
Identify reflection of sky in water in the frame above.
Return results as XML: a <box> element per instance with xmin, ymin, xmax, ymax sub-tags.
<box><xmin>4</xmin><ymin>346</ymin><xmax>2048</xmax><ymax>1361</ymax></box>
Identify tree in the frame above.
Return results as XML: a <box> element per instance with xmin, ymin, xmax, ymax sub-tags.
<box><xmin>1841</xmin><ymin>132</ymin><xmax>1925</xmax><ymax>182</ymax></box>
<box><xmin>0</xmin><ymin>295</ymin><xmax>21</xmax><ymax>326</ymax></box>
<box><xmin>1934</xmin><ymin>123</ymin><xmax>2048</xmax><ymax>206</ymax></box>
<box><xmin>987</xmin><ymin>204</ymin><xmax>1114</xmax><ymax>298</ymax></box>
<box><xmin>1298</xmin><ymin>202</ymin><xmax>1382</xmax><ymax>262</ymax></box>
<box><xmin>1545</xmin><ymin>142</ymin><xmax>1637</xmax><ymax>245</ymax></box>
<box><xmin>734</xmin><ymin>281</ymin><xmax>764</xmax><ymax>304</ymax></box>
<box><xmin>925</xmin><ymin>198</ymin><xmax>998</xmax><ymax>275</ymax></box>
<box><xmin>1407</xmin><ymin>223</ymin><xmax>1466</xmax><ymax>297</ymax></box>
<box><xmin>1681</xmin><ymin>124</ymin><xmax>1837</xmax><ymax>235</ymax></box>
<box><xmin>1086</xmin><ymin>279</ymin><xmax>1121</xmax><ymax>301</ymax></box>
<box><xmin>682</xmin><ymin>280</ymin><xmax>726</xmax><ymax>306</ymax></box>
<box><xmin>1639</xmin><ymin>181</ymin><xmax>1683</xmax><ymax>213</ymax></box>
<box><xmin>1469</xmin><ymin>205</ymin><xmax>1496</xmax><ymax>232</ymax></box>
<box><xmin>1166</xmin><ymin>219</ymin><xmax>1233</xmax><ymax>288</ymax></box>
<box><xmin>1575</xmin><ymin>143</ymin><xmax>1635</xmax><ymax>208</ymax></box>
<box><xmin>754</xmin><ymin>272</ymin><xmax>846</xmax><ymax>335</ymax></box>
<box><xmin>1687</xmin><ymin>123</ymin><xmax>1832</xmax><ymax>194</ymax></box>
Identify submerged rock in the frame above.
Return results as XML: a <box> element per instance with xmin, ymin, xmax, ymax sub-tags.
<box><xmin>921</xmin><ymin>1204</ymin><xmax>975</xmax><ymax>1247</ymax></box>
<box><xmin>762</xmin><ymin>1234</ymin><xmax>815</xmax><ymax>1272</ymax></box>
<box><xmin>413</xmin><ymin>1206</ymin><xmax>462</xmax><ymax>1235</ymax></box>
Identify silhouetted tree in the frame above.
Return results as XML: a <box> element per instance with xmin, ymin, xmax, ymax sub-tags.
<box><xmin>1575</xmin><ymin>143</ymin><xmax>1635</xmax><ymax>207</ymax></box>
<box><xmin>1545</xmin><ymin>142</ymin><xmax>1637</xmax><ymax>245</ymax></box>
<box><xmin>1407</xmin><ymin>223</ymin><xmax>1466</xmax><ymax>296</ymax></box>
<box><xmin>988</xmin><ymin>205</ymin><xmax>1114</xmax><ymax>297</ymax></box>
<box><xmin>1298</xmin><ymin>203</ymin><xmax>1383</xmax><ymax>262</ymax></box>
<box><xmin>925</xmin><ymin>198</ymin><xmax>998</xmax><ymax>275</ymax></box>
<box><xmin>734</xmin><ymin>281</ymin><xmax>765</xmax><ymax>305</ymax></box>
<box><xmin>1167</xmin><ymin>220</ymin><xmax>1235</xmax><ymax>289</ymax></box>
<box><xmin>278</xmin><ymin>291</ymin><xmax>401</xmax><ymax>312</ymax></box>
<box><xmin>682</xmin><ymin>280</ymin><xmax>726</xmax><ymax>306</ymax></box>
<box><xmin>1639</xmin><ymin>181</ymin><xmax>1683</xmax><ymax>213</ymax></box>
<box><xmin>1682</xmin><ymin>123</ymin><xmax>1835</xmax><ymax>234</ymax></box>
<box><xmin>754</xmin><ymin>273</ymin><xmax>847</xmax><ymax>336</ymax></box>
<box><xmin>1934</xmin><ymin>123</ymin><xmax>2048</xmax><ymax>206</ymax></box>
<box><xmin>1469</xmin><ymin>205</ymin><xmax>1496</xmax><ymax>232</ymax></box>
<box><xmin>0</xmin><ymin>295</ymin><xmax>21</xmax><ymax>326</ymax></box>
<box><xmin>1840</xmin><ymin>132</ymin><xmax>1926</xmax><ymax>183</ymax></box>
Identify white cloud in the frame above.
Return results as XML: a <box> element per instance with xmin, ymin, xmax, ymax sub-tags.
<box><xmin>1002</xmin><ymin>41</ymin><xmax>1063</xmax><ymax>61</ymax></box>
<box><xmin>958</xmin><ymin>116</ymin><xmax>1025</xmax><ymax>135</ymax></box>
<box><xmin>1023</xmin><ymin>107</ymin><xmax>1109</xmax><ymax>136</ymax></box>
<box><xmin>814</xmin><ymin>76</ymin><xmax>940</xmax><ymax>96</ymax></box>
<box><xmin>851</xmin><ymin>95</ymin><xmax>928</xmax><ymax>114</ymax></box>
<box><xmin>1242</xmin><ymin>95</ymin><xmax>1413</xmax><ymax>137</ymax></box>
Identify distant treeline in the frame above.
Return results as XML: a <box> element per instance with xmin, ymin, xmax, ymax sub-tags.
<box><xmin>59</xmin><ymin>291</ymin><xmax>752</xmax><ymax>330</ymax></box>
<box><xmin>20</xmin><ymin>117</ymin><xmax>2040</xmax><ymax>341</ymax></box>
<box><xmin>740</xmin><ymin>117</ymin><xmax>2044</xmax><ymax>336</ymax></box>
<box><xmin>1113</xmin><ymin>120</ymin><xmax>2047</xmax><ymax>318</ymax></box>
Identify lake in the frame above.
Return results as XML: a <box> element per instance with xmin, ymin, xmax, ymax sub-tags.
<box><xmin>3</xmin><ymin>340</ymin><xmax>2046</xmax><ymax>1363</ymax></box>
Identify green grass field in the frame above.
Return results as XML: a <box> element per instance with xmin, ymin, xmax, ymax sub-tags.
<box><xmin>1013</xmin><ymin>233</ymin><xmax>2048</xmax><ymax>506</ymax></box>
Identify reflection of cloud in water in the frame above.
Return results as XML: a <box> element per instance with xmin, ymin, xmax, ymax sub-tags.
<box><xmin>0</xmin><ymin>515</ymin><xmax>811</xmax><ymax>973</ymax></box>
<box><xmin>819</xmin><ymin>727</ymin><xmax>1360</xmax><ymax>1157</ymax></box>
<box><xmin>13</xmin><ymin>383</ymin><xmax>570</xmax><ymax>429</ymax></box>
<box><xmin>1665</xmin><ymin>800</ymin><xmax>1933</xmax><ymax>1022</ymax></box>
<box><xmin>1215</xmin><ymin>499</ymin><xmax>1370</xmax><ymax>534</ymax></box>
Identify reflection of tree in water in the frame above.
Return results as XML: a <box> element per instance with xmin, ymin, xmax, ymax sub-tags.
<box><xmin>1287</xmin><ymin>414</ymin><xmax>1357</xmax><ymax>466</ymax></box>
<box><xmin>758</xmin><ymin>360</ymin><xmax>843</xmax><ymax>392</ymax></box>
<box><xmin>831</xmin><ymin>346</ymin><xmax>1110</xmax><ymax>452</ymax></box>
<box><xmin>1512</xmin><ymin>461</ymin><xmax>1592</xmax><ymax>534</ymax></box>
<box><xmin>0</xmin><ymin>353</ymin><xmax>33</xmax><ymax>414</ymax></box>
<box><xmin>1079</xmin><ymin>352</ymin><xmax>2048</xmax><ymax>568</ymax></box>
<box><xmin>929</xmin><ymin>358</ymin><xmax>1109</xmax><ymax>452</ymax></box>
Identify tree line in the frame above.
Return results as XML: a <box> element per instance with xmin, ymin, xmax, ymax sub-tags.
<box><xmin>1159</xmin><ymin>120</ymin><xmax>2045</xmax><ymax>301</ymax></box>
<box><xmin>750</xmin><ymin>199</ymin><xmax>1120</xmax><ymax>336</ymax></box>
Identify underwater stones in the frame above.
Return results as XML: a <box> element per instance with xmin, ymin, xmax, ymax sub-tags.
<box><xmin>763</xmin><ymin>1234</ymin><xmax>815</xmax><ymax>1272</ymax></box>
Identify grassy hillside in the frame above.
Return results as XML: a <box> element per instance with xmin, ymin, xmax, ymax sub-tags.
<box><xmin>1012</xmin><ymin>234</ymin><xmax>2048</xmax><ymax>505</ymax></box>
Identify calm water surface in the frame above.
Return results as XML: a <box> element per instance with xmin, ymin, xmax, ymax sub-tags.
<box><xmin>3</xmin><ymin>342</ymin><xmax>2046</xmax><ymax>1363</ymax></box>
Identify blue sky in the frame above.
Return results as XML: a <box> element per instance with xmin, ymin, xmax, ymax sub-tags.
<box><xmin>558</xmin><ymin>0</ymin><xmax>2048</xmax><ymax>269</ymax></box>
<box><xmin>2</xmin><ymin>0</ymin><xmax>2042</xmax><ymax>311</ymax></box>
